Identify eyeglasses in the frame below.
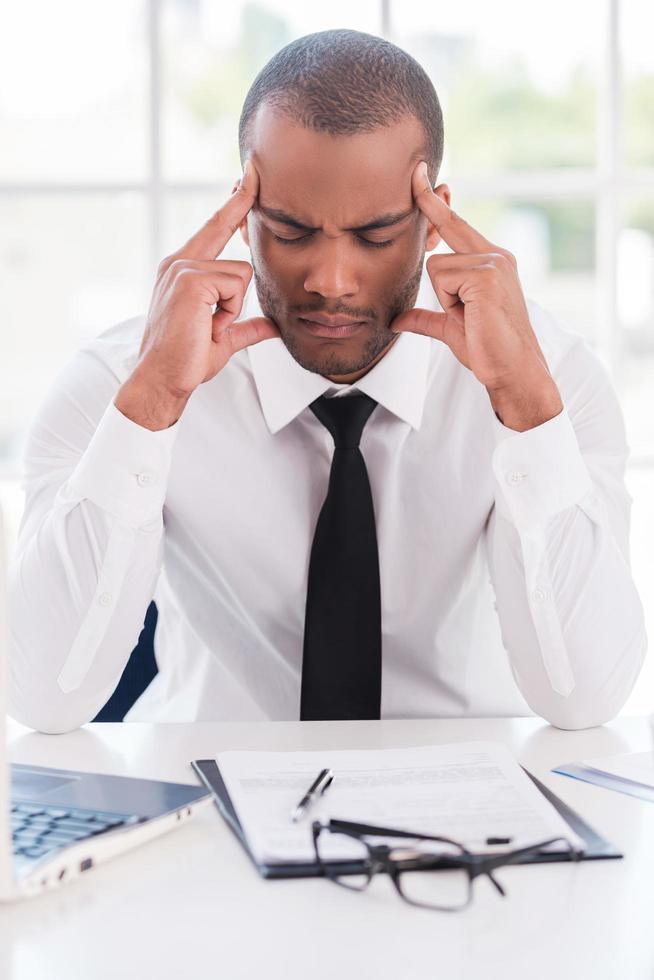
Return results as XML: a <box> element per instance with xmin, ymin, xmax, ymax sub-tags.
<box><xmin>312</xmin><ymin>818</ymin><xmax>582</xmax><ymax>912</ymax></box>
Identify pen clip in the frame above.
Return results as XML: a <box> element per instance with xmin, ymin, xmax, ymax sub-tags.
<box><xmin>319</xmin><ymin>773</ymin><xmax>334</xmax><ymax>796</ymax></box>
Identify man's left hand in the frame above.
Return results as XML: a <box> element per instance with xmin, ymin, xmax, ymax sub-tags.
<box><xmin>390</xmin><ymin>161</ymin><xmax>564</xmax><ymax>432</ymax></box>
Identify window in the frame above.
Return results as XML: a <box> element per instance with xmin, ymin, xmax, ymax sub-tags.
<box><xmin>1</xmin><ymin>0</ymin><xmax>652</xmax><ymax>712</ymax></box>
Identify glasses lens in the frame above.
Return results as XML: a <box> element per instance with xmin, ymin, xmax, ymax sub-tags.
<box><xmin>315</xmin><ymin>830</ymin><xmax>372</xmax><ymax>890</ymax></box>
<box><xmin>394</xmin><ymin>843</ymin><xmax>470</xmax><ymax>909</ymax></box>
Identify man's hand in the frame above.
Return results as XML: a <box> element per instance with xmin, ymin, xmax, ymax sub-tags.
<box><xmin>390</xmin><ymin>161</ymin><xmax>563</xmax><ymax>432</ymax></box>
<box><xmin>115</xmin><ymin>158</ymin><xmax>280</xmax><ymax>430</ymax></box>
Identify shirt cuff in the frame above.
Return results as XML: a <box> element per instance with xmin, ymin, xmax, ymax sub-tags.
<box><xmin>491</xmin><ymin>406</ymin><xmax>593</xmax><ymax>533</ymax></box>
<box><xmin>59</xmin><ymin>399</ymin><xmax>181</xmax><ymax>528</ymax></box>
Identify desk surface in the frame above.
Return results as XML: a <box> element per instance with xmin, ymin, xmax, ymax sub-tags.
<box><xmin>3</xmin><ymin>714</ymin><xmax>654</xmax><ymax>980</ymax></box>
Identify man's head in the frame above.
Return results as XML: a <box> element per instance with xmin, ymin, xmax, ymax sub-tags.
<box><xmin>238</xmin><ymin>29</ymin><xmax>449</xmax><ymax>383</ymax></box>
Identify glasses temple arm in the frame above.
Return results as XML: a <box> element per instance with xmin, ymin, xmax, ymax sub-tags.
<box><xmin>327</xmin><ymin>818</ymin><xmax>465</xmax><ymax>849</ymax></box>
<box><xmin>478</xmin><ymin>837</ymin><xmax>582</xmax><ymax>873</ymax></box>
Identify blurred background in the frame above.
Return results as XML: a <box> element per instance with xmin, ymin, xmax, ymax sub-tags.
<box><xmin>0</xmin><ymin>0</ymin><xmax>652</xmax><ymax>713</ymax></box>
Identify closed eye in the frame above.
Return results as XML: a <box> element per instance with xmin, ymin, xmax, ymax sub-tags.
<box><xmin>270</xmin><ymin>231</ymin><xmax>394</xmax><ymax>250</ymax></box>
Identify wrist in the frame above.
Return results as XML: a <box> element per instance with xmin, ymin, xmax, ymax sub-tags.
<box><xmin>488</xmin><ymin>369</ymin><xmax>563</xmax><ymax>433</ymax></box>
<box><xmin>114</xmin><ymin>371</ymin><xmax>191</xmax><ymax>431</ymax></box>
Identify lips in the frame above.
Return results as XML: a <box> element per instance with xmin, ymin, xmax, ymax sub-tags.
<box><xmin>299</xmin><ymin>315</ymin><xmax>364</xmax><ymax>328</ymax></box>
<box><xmin>298</xmin><ymin>314</ymin><xmax>368</xmax><ymax>339</ymax></box>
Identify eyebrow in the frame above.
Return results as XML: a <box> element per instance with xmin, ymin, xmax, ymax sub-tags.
<box><xmin>257</xmin><ymin>204</ymin><xmax>415</xmax><ymax>233</ymax></box>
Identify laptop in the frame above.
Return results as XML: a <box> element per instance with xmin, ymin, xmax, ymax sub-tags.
<box><xmin>0</xmin><ymin>505</ymin><xmax>212</xmax><ymax>902</ymax></box>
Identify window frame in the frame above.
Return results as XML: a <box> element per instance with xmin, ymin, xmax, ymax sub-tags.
<box><xmin>0</xmin><ymin>0</ymin><xmax>652</xmax><ymax>462</ymax></box>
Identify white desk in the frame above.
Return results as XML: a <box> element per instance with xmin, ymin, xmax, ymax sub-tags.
<box><xmin>3</xmin><ymin>715</ymin><xmax>654</xmax><ymax>980</ymax></box>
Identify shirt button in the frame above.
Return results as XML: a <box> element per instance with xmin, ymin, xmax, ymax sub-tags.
<box><xmin>532</xmin><ymin>588</ymin><xmax>548</xmax><ymax>602</ymax></box>
<box><xmin>98</xmin><ymin>592</ymin><xmax>113</xmax><ymax>607</ymax></box>
<box><xmin>137</xmin><ymin>471</ymin><xmax>154</xmax><ymax>487</ymax></box>
<box><xmin>506</xmin><ymin>470</ymin><xmax>527</xmax><ymax>487</ymax></box>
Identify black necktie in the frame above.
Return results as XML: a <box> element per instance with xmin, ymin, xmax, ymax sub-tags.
<box><xmin>300</xmin><ymin>392</ymin><xmax>382</xmax><ymax>720</ymax></box>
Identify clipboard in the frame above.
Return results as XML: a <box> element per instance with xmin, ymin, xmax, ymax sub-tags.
<box><xmin>191</xmin><ymin>758</ymin><xmax>622</xmax><ymax>880</ymax></box>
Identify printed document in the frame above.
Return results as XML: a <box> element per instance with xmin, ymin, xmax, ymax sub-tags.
<box><xmin>216</xmin><ymin>741</ymin><xmax>586</xmax><ymax>864</ymax></box>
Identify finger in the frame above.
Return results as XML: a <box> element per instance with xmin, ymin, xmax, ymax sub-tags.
<box><xmin>177</xmin><ymin>158</ymin><xmax>259</xmax><ymax>261</ymax></box>
<box><xmin>219</xmin><ymin>315</ymin><xmax>281</xmax><ymax>354</ymax></box>
<box><xmin>390</xmin><ymin>307</ymin><xmax>449</xmax><ymax>343</ymax></box>
<box><xmin>425</xmin><ymin>253</ymin><xmax>499</xmax><ymax>311</ymax></box>
<box><xmin>427</xmin><ymin>250</ymin><xmax>517</xmax><ymax>277</ymax></box>
<box><xmin>205</xmin><ymin>271</ymin><xmax>253</xmax><ymax>339</ymax></box>
<box><xmin>412</xmin><ymin>161</ymin><xmax>497</xmax><ymax>255</ymax></box>
<box><xmin>426</xmin><ymin>252</ymin><xmax>507</xmax><ymax>271</ymax></box>
<box><xmin>171</xmin><ymin>268</ymin><xmax>246</xmax><ymax>332</ymax></box>
<box><xmin>205</xmin><ymin>270</ymin><xmax>247</xmax><ymax>319</ymax></box>
<box><xmin>160</xmin><ymin>257</ymin><xmax>253</xmax><ymax>290</ymax></box>
<box><xmin>426</xmin><ymin>259</ymin><xmax>504</xmax><ymax>311</ymax></box>
<box><xmin>431</xmin><ymin>276</ymin><xmax>461</xmax><ymax>313</ymax></box>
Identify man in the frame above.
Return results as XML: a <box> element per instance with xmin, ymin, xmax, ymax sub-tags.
<box><xmin>8</xmin><ymin>30</ymin><xmax>646</xmax><ymax>732</ymax></box>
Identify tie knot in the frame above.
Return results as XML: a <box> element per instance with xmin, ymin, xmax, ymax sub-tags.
<box><xmin>309</xmin><ymin>392</ymin><xmax>378</xmax><ymax>449</ymax></box>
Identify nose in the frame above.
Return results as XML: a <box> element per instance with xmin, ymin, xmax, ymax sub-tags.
<box><xmin>303</xmin><ymin>237</ymin><xmax>359</xmax><ymax>299</ymax></box>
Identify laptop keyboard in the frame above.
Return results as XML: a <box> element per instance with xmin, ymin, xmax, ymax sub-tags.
<box><xmin>12</xmin><ymin>801</ymin><xmax>142</xmax><ymax>862</ymax></box>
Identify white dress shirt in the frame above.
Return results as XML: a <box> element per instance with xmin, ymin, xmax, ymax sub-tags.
<box><xmin>8</xmin><ymin>267</ymin><xmax>647</xmax><ymax>733</ymax></box>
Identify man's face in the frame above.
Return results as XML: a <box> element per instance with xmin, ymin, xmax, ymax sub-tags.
<box><xmin>241</xmin><ymin>106</ymin><xmax>447</xmax><ymax>382</ymax></box>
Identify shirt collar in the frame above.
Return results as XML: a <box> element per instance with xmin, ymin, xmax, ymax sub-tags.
<box><xmin>245</xmin><ymin>264</ymin><xmax>441</xmax><ymax>435</ymax></box>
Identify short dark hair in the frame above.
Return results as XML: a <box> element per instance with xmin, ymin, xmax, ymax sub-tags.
<box><xmin>239</xmin><ymin>29</ymin><xmax>444</xmax><ymax>183</ymax></box>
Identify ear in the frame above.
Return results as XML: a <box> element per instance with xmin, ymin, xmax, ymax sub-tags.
<box><xmin>239</xmin><ymin>215</ymin><xmax>250</xmax><ymax>247</ymax></box>
<box><xmin>425</xmin><ymin>183</ymin><xmax>451</xmax><ymax>251</ymax></box>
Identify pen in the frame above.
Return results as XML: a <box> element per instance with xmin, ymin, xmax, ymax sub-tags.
<box><xmin>290</xmin><ymin>768</ymin><xmax>334</xmax><ymax>823</ymax></box>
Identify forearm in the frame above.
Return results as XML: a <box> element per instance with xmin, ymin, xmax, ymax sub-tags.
<box><xmin>9</xmin><ymin>502</ymin><xmax>164</xmax><ymax>733</ymax></box>
<box><xmin>9</xmin><ymin>397</ymin><xmax>178</xmax><ymax>733</ymax></box>
<box><xmin>115</xmin><ymin>369</ymin><xmax>191</xmax><ymax>431</ymax></box>
<box><xmin>486</xmin><ymin>371</ymin><xmax>647</xmax><ymax>729</ymax></box>
<box><xmin>487</xmin><ymin>365</ymin><xmax>563</xmax><ymax>434</ymax></box>
<box><xmin>487</xmin><ymin>498</ymin><xmax>647</xmax><ymax>729</ymax></box>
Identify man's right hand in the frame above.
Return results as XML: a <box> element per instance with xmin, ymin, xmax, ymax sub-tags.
<box><xmin>115</xmin><ymin>159</ymin><xmax>279</xmax><ymax>430</ymax></box>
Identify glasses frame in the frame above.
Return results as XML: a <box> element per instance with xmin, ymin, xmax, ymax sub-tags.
<box><xmin>312</xmin><ymin>817</ymin><xmax>582</xmax><ymax>912</ymax></box>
